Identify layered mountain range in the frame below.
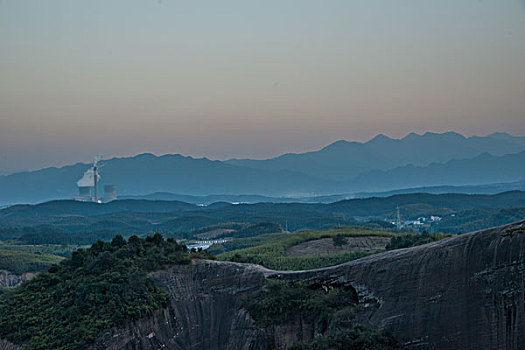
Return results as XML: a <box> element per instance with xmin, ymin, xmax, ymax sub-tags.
<box><xmin>1</xmin><ymin>131</ymin><xmax>525</xmax><ymax>204</ymax></box>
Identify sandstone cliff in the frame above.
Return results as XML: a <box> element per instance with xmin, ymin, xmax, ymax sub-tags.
<box><xmin>0</xmin><ymin>339</ymin><xmax>21</xmax><ymax>350</ymax></box>
<box><xmin>90</xmin><ymin>220</ymin><xmax>525</xmax><ymax>350</ymax></box>
<box><xmin>0</xmin><ymin>270</ymin><xmax>36</xmax><ymax>288</ymax></box>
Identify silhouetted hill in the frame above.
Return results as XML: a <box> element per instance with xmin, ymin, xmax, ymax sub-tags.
<box><xmin>120</xmin><ymin>192</ymin><xmax>300</xmax><ymax>204</ymax></box>
<box><xmin>0</xmin><ymin>153</ymin><xmax>337</xmax><ymax>204</ymax></box>
<box><xmin>324</xmin><ymin>191</ymin><xmax>525</xmax><ymax>217</ymax></box>
<box><xmin>347</xmin><ymin>151</ymin><xmax>525</xmax><ymax>192</ymax></box>
<box><xmin>227</xmin><ymin>132</ymin><xmax>525</xmax><ymax>180</ymax></box>
<box><xmin>0</xmin><ymin>199</ymin><xmax>197</xmax><ymax>219</ymax></box>
<box><xmin>354</xmin><ymin>179</ymin><xmax>525</xmax><ymax>198</ymax></box>
<box><xmin>1</xmin><ymin>132</ymin><xmax>525</xmax><ymax>204</ymax></box>
<box><xmin>1</xmin><ymin>192</ymin><xmax>524</xmax><ymax>239</ymax></box>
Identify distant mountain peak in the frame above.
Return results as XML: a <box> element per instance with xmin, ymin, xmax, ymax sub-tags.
<box><xmin>327</xmin><ymin>140</ymin><xmax>353</xmax><ymax>146</ymax></box>
<box><xmin>320</xmin><ymin>140</ymin><xmax>359</xmax><ymax>151</ymax></box>
<box><xmin>402</xmin><ymin>132</ymin><xmax>421</xmax><ymax>140</ymax></box>
<box><xmin>402</xmin><ymin>131</ymin><xmax>466</xmax><ymax>140</ymax></box>
<box><xmin>366</xmin><ymin>133</ymin><xmax>393</xmax><ymax>143</ymax></box>
<box><xmin>132</xmin><ymin>153</ymin><xmax>157</xmax><ymax>159</ymax></box>
<box><xmin>440</xmin><ymin>131</ymin><xmax>466</xmax><ymax>138</ymax></box>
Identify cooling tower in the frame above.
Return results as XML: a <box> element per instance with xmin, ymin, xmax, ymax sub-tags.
<box><xmin>78</xmin><ymin>186</ymin><xmax>91</xmax><ymax>197</ymax></box>
<box><xmin>104</xmin><ymin>185</ymin><xmax>117</xmax><ymax>202</ymax></box>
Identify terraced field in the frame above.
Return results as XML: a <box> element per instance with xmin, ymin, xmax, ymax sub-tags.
<box><xmin>284</xmin><ymin>236</ymin><xmax>391</xmax><ymax>257</ymax></box>
<box><xmin>216</xmin><ymin>228</ymin><xmax>394</xmax><ymax>270</ymax></box>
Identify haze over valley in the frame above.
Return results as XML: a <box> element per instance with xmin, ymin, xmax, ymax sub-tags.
<box><xmin>2</xmin><ymin>131</ymin><xmax>525</xmax><ymax>205</ymax></box>
<box><xmin>1</xmin><ymin>1</ymin><xmax>525</xmax><ymax>349</ymax></box>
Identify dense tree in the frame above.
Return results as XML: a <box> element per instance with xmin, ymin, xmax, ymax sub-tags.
<box><xmin>332</xmin><ymin>234</ymin><xmax>349</xmax><ymax>247</ymax></box>
<box><xmin>0</xmin><ymin>234</ymin><xmax>192</xmax><ymax>350</ymax></box>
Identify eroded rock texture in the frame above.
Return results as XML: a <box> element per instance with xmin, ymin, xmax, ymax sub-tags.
<box><xmin>92</xmin><ymin>221</ymin><xmax>525</xmax><ymax>350</ymax></box>
<box><xmin>0</xmin><ymin>270</ymin><xmax>36</xmax><ymax>288</ymax></box>
<box><xmin>92</xmin><ymin>261</ymin><xmax>270</xmax><ymax>350</ymax></box>
<box><xmin>273</xmin><ymin>221</ymin><xmax>525</xmax><ymax>349</ymax></box>
<box><xmin>0</xmin><ymin>339</ymin><xmax>21</xmax><ymax>350</ymax></box>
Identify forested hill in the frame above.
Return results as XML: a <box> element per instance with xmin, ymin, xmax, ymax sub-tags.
<box><xmin>0</xmin><ymin>199</ymin><xmax>198</xmax><ymax>219</ymax></box>
<box><xmin>0</xmin><ymin>234</ymin><xmax>203</xmax><ymax>350</ymax></box>
<box><xmin>0</xmin><ymin>192</ymin><xmax>524</xmax><ymax>244</ymax></box>
<box><xmin>2</xmin><ymin>191</ymin><xmax>525</xmax><ymax>220</ymax></box>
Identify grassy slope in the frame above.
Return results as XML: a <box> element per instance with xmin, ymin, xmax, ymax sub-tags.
<box><xmin>0</xmin><ymin>243</ymin><xmax>87</xmax><ymax>257</ymax></box>
<box><xmin>0</xmin><ymin>249</ymin><xmax>63</xmax><ymax>275</ymax></box>
<box><xmin>215</xmin><ymin>228</ymin><xmax>394</xmax><ymax>271</ymax></box>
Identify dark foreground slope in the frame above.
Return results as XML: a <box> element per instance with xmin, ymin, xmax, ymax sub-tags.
<box><xmin>276</xmin><ymin>221</ymin><xmax>525</xmax><ymax>349</ymax></box>
<box><xmin>86</xmin><ymin>221</ymin><xmax>525</xmax><ymax>350</ymax></box>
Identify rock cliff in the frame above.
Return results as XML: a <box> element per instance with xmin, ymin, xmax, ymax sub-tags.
<box><xmin>1</xmin><ymin>221</ymin><xmax>520</xmax><ymax>349</ymax></box>
<box><xmin>92</xmin><ymin>261</ymin><xmax>271</xmax><ymax>350</ymax></box>
<box><xmin>91</xmin><ymin>220</ymin><xmax>525</xmax><ymax>349</ymax></box>
<box><xmin>0</xmin><ymin>270</ymin><xmax>36</xmax><ymax>288</ymax></box>
<box><xmin>0</xmin><ymin>339</ymin><xmax>21</xmax><ymax>350</ymax></box>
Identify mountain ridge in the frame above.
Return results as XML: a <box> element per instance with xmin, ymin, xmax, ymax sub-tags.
<box><xmin>226</xmin><ymin>131</ymin><xmax>525</xmax><ymax>181</ymax></box>
<box><xmin>2</xmin><ymin>132</ymin><xmax>525</xmax><ymax>204</ymax></box>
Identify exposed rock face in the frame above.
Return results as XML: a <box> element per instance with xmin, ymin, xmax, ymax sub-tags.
<box><xmin>0</xmin><ymin>339</ymin><xmax>21</xmax><ymax>350</ymax></box>
<box><xmin>92</xmin><ymin>261</ymin><xmax>270</xmax><ymax>350</ymax></box>
<box><xmin>94</xmin><ymin>221</ymin><xmax>525</xmax><ymax>349</ymax></box>
<box><xmin>0</xmin><ymin>270</ymin><xmax>36</xmax><ymax>288</ymax></box>
<box><xmin>274</xmin><ymin>221</ymin><xmax>525</xmax><ymax>350</ymax></box>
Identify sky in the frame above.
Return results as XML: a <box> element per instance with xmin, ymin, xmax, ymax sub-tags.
<box><xmin>1</xmin><ymin>0</ymin><xmax>525</xmax><ymax>172</ymax></box>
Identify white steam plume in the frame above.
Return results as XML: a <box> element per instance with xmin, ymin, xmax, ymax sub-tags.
<box><xmin>77</xmin><ymin>155</ymin><xmax>103</xmax><ymax>187</ymax></box>
<box><xmin>77</xmin><ymin>168</ymin><xmax>101</xmax><ymax>187</ymax></box>
<box><xmin>93</xmin><ymin>154</ymin><xmax>103</xmax><ymax>167</ymax></box>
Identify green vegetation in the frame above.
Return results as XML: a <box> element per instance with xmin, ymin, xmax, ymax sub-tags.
<box><xmin>181</xmin><ymin>222</ymin><xmax>282</xmax><ymax>239</ymax></box>
<box><xmin>0</xmin><ymin>233</ymin><xmax>193</xmax><ymax>350</ymax></box>
<box><xmin>0</xmin><ymin>243</ymin><xmax>87</xmax><ymax>257</ymax></box>
<box><xmin>386</xmin><ymin>231</ymin><xmax>452</xmax><ymax>250</ymax></box>
<box><xmin>290</xmin><ymin>323</ymin><xmax>398</xmax><ymax>350</ymax></box>
<box><xmin>0</xmin><ymin>249</ymin><xmax>63</xmax><ymax>275</ymax></box>
<box><xmin>332</xmin><ymin>234</ymin><xmax>349</xmax><ymax>247</ymax></box>
<box><xmin>216</xmin><ymin>222</ymin><xmax>282</xmax><ymax>239</ymax></box>
<box><xmin>229</xmin><ymin>250</ymin><xmax>374</xmax><ymax>271</ymax></box>
<box><xmin>217</xmin><ymin>228</ymin><xmax>393</xmax><ymax>270</ymax></box>
<box><xmin>434</xmin><ymin>207</ymin><xmax>525</xmax><ymax>233</ymax></box>
<box><xmin>18</xmin><ymin>230</ymin><xmax>119</xmax><ymax>246</ymax></box>
<box><xmin>246</xmin><ymin>280</ymin><xmax>397</xmax><ymax>349</ymax></box>
<box><xmin>502</xmin><ymin>224</ymin><xmax>525</xmax><ymax>237</ymax></box>
<box><xmin>207</xmin><ymin>232</ymin><xmax>290</xmax><ymax>255</ymax></box>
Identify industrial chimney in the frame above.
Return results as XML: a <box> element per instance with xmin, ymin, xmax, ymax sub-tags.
<box><xmin>104</xmin><ymin>185</ymin><xmax>117</xmax><ymax>202</ymax></box>
<box><xmin>93</xmin><ymin>164</ymin><xmax>99</xmax><ymax>203</ymax></box>
<box><xmin>92</xmin><ymin>155</ymin><xmax>102</xmax><ymax>203</ymax></box>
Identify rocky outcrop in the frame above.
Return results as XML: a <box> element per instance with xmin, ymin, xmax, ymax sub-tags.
<box><xmin>92</xmin><ymin>261</ymin><xmax>271</xmax><ymax>350</ymax></box>
<box><xmin>0</xmin><ymin>270</ymin><xmax>36</xmax><ymax>288</ymax></box>
<box><xmin>0</xmin><ymin>339</ymin><xmax>21</xmax><ymax>350</ymax></box>
<box><xmin>93</xmin><ymin>220</ymin><xmax>525</xmax><ymax>349</ymax></box>
<box><xmin>274</xmin><ymin>220</ymin><xmax>525</xmax><ymax>349</ymax></box>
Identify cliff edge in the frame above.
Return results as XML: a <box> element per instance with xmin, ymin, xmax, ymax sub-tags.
<box><xmin>86</xmin><ymin>220</ymin><xmax>525</xmax><ymax>349</ymax></box>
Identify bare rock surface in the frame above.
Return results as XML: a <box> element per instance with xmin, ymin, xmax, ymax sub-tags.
<box><xmin>272</xmin><ymin>220</ymin><xmax>525</xmax><ymax>349</ymax></box>
<box><xmin>284</xmin><ymin>236</ymin><xmax>391</xmax><ymax>257</ymax></box>
<box><xmin>92</xmin><ymin>261</ymin><xmax>271</xmax><ymax>350</ymax></box>
<box><xmin>0</xmin><ymin>339</ymin><xmax>21</xmax><ymax>350</ymax></box>
<box><xmin>0</xmin><ymin>270</ymin><xmax>36</xmax><ymax>288</ymax></box>
<box><xmin>89</xmin><ymin>220</ymin><xmax>524</xmax><ymax>349</ymax></box>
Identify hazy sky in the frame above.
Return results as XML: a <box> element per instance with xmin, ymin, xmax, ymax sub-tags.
<box><xmin>1</xmin><ymin>0</ymin><xmax>525</xmax><ymax>172</ymax></box>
